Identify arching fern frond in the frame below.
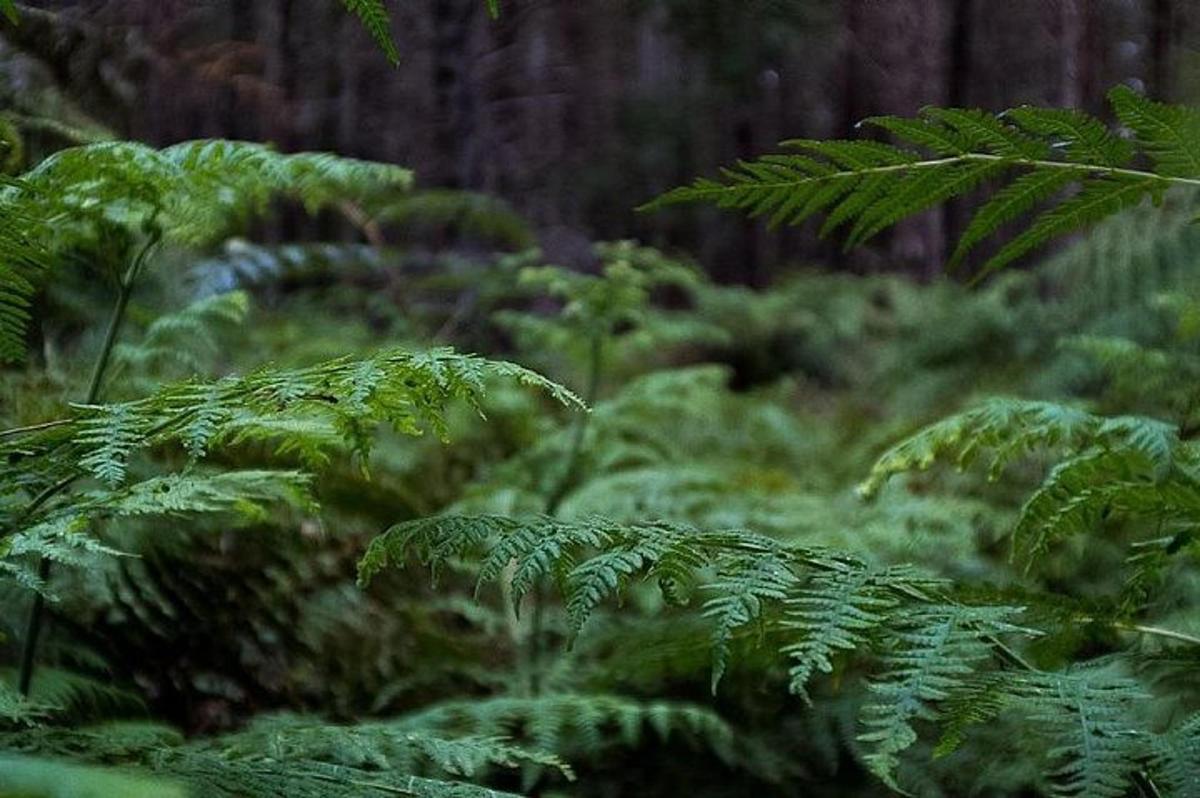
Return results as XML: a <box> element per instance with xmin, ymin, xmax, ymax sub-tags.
<box><xmin>2</xmin><ymin>347</ymin><xmax>580</xmax><ymax>493</ymax></box>
<box><xmin>0</xmin><ymin>140</ymin><xmax>411</xmax><ymax>364</ymax></box>
<box><xmin>646</xmin><ymin>86</ymin><xmax>1199</xmax><ymax>280</ymax></box>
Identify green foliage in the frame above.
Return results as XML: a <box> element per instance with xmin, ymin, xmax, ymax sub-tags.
<box><xmin>340</xmin><ymin>0</ymin><xmax>504</xmax><ymax>65</ymax></box>
<box><xmin>0</xmin><ymin>139</ymin><xmax>411</xmax><ymax>364</ymax></box>
<box><xmin>0</xmin><ymin>754</ymin><xmax>186</xmax><ymax>798</ymax></box>
<box><xmin>648</xmin><ymin>86</ymin><xmax>1200</xmax><ymax>280</ymax></box>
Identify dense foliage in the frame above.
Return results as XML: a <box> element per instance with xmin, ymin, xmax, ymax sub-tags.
<box><xmin>1</xmin><ymin>4</ymin><xmax>1199</xmax><ymax>797</ymax></box>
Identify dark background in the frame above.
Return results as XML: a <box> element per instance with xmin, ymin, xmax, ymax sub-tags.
<box><xmin>6</xmin><ymin>0</ymin><xmax>1198</xmax><ymax>282</ymax></box>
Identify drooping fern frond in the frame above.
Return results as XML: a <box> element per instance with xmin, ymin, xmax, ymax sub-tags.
<box><xmin>780</xmin><ymin>562</ymin><xmax>941</xmax><ymax>704</ymax></box>
<box><xmin>2</xmin><ymin>347</ymin><xmax>580</xmax><ymax>491</ymax></box>
<box><xmin>647</xmin><ymin>86</ymin><xmax>1200</xmax><ymax>280</ymax></box>
<box><xmin>859</xmin><ymin>398</ymin><xmax>1102</xmax><ymax>498</ymax></box>
<box><xmin>358</xmin><ymin>515</ymin><xmax>787</xmax><ymax>640</ymax></box>
<box><xmin>858</xmin><ymin>397</ymin><xmax>1198</xmax><ymax>563</ymax></box>
<box><xmin>339</xmin><ymin>0</ymin><xmax>400</xmax><ymax>65</ymax></box>
<box><xmin>339</xmin><ymin>0</ymin><xmax>504</xmax><ymax>65</ymax></box>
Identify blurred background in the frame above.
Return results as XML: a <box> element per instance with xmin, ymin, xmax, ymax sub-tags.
<box><xmin>7</xmin><ymin>0</ymin><xmax>1199</xmax><ymax>283</ymax></box>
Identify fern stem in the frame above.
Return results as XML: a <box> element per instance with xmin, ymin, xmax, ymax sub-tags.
<box><xmin>1110</xmin><ymin>620</ymin><xmax>1200</xmax><ymax>647</ymax></box>
<box><xmin>658</xmin><ymin>153</ymin><xmax>1200</xmax><ymax>205</ymax></box>
<box><xmin>0</xmin><ymin>418</ymin><xmax>72</xmax><ymax>439</ymax></box>
<box><xmin>525</xmin><ymin>333</ymin><xmax>604</xmax><ymax>695</ymax></box>
<box><xmin>16</xmin><ymin>233</ymin><xmax>156</xmax><ymax>698</ymax></box>
<box><xmin>544</xmin><ymin>333</ymin><xmax>603</xmax><ymax>515</ymax></box>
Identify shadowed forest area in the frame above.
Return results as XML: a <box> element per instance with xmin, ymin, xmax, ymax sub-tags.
<box><xmin>2</xmin><ymin>2</ymin><xmax>1200</xmax><ymax>797</ymax></box>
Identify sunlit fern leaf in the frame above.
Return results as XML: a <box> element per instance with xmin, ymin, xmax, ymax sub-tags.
<box><xmin>857</xmin><ymin>604</ymin><xmax>1031</xmax><ymax>789</ymax></box>
<box><xmin>646</xmin><ymin>89</ymin><xmax>1199</xmax><ymax>280</ymax></box>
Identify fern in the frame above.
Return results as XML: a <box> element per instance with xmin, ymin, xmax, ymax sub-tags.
<box><xmin>340</xmin><ymin>0</ymin><xmax>400</xmax><ymax>66</ymax></box>
<box><xmin>1149</xmin><ymin>712</ymin><xmax>1200</xmax><ymax>797</ymax></box>
<box><xmin>857</xmin><ymin>604</ymin><xmax>1030</xmax><ymax>788</ymax></box>
<box><xmin>781</xmin><ymin>563</ymin><xmax>937</xmax><ymax>704</ymax></box>
<box><xmin>647</xmin><ymin>86</ymin><xmax>1200</xmax><ymax>280</ymax></box>
<box><xmin>0</xmin><ymin>140</ymin><xmax>411</xmax><ymax>364</ymax></box>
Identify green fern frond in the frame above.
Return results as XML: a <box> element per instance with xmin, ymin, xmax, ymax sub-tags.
<box><xmin>2</xmin><ymin>348</ymin><xmax>580</xmax><ymax>492</ymax></box>
<box><xmin>1009</xmin><ymin>668</ymin><xmax>1151</xmax><ymax>798</ymax></box>
<box><xmin>1011</xmin><ymin>442</ymin><xmax>1197</xmax><ymax>561</ymax></box>
<box><xmin>112</xmin><ymin>291</ymin><xmax>250</xmax><ymax>382</ymax></box>
<box><xmin>1149</xmin><ymin>712</ymin><xmax>1200</xmax><ymax>797</ymax></box>
<box><xmin>399</xmin><ymin>693</ymin><xmax>739</xmax><ymax>770</ymax></box>
<box><xmin>339</xmin><ymin>0</ymin><xmax>400</xmax><ymax>66</ymax></box>
<box><xmin>858</xmin><ymin>398</ymin><xmax>1099</xmax><ymax>498</ymax></box>
<box><xmin>857</xmin><ymin>604</ymin><xmax>1030</xmax><ymax>788</ymax></box>
<box><xmin>0</xmin><ymin>140</ymin><xmax>411</xmax><ymax>364</ymax></box>
<box><xmin>780</xmin><ymin>563</ymin><xmax>937</xmax><ymax>704</ymax></box>
<box><xmin>1110</xmin><ymin>84</ymin><xmax>1200</xmax><ymax>178</ymax></box>
<box><xmin>703</xmin><ymin>550</ymin><xmax>799</xmax><ymax>692</ymax></box>
<box><xmin>647</xmin><ymin>89</ymin><xmax>1200</xmax><ymax>279</ymax></box>
<box><xmin>358</xmin><ymin>514</ymin><xmax>784</xmax><ymax>644</ymax></box>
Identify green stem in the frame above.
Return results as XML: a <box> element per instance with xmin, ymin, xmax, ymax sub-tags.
<box><xmin>544</xmin><ymin>333</ymin><xmax>604</xmax><ymax>516</ymax></box>
<box><xmin>525</xmin><ymin>333</ymin><xmax>604</xmax><ymax>695</ymax></box>
<box><xmin>0</xmin><ymin>419</ymin><xmax>72</xmax><ymax>439</ymax></box>
<box><xmin>16</xmin><ymin>239</ymin><xmax>153</xmax><ymax>697</ymax></box>
<box><xmin>664</xmin><ymin>154</ymin><xmax>1200</xmax><ymax>203</ymax></box>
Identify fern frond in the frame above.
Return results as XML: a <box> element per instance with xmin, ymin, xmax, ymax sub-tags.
<box><xmin>339</xmin><ymin>0</ymin><xmax>399</xmax><ymax>66</ymax></box>
<box><xmin>1008</xmin><ymin>668</ymin><xmax>1151</xmax><ymax>798</ymax></box>
<box><xmin>780</xmin><ymin>563</ymin><xmax>938</xmax><ymax>704</ymax></box>
<box><xmin>859</xmin><ymin>398</ymin><xmax>1099</xmax><ymax>498</ymax></box>
<box><xmin>112</xmin><ymin>291</ymin><xmax>250</xmax><ymax>381</ymax></box>
<box><xmin>399</xmin><ymin>693</ymin><xmax>739</xmax><ymax>771</ymax></box>
<box><xmin>857</xmin><ymin>604</ymin><xmax>1029</xmax><ymax>788</ymax></box>
<box><xmin>1149</xmin><ymin>712</ymin><xmax>1200</xmax><ymax>797</ymax></box>
<box><xmin>358</xmin><ymin>514</ymin><xmax>784</xmax><ymax>646</ymax></box>
<box><xmin>647</xmin><ymin>91</ymin><xmax>1199</xmax><ymax>279</ymax></box>
<box><xmin>0</xmin><ymin>140</ymin><xmax>411</xmax><ymax>363</ymax></box>
<box><xmin>2</xmin><ymin>348</ymin><xmax>580</xmax><ymax>491</ymax></box>
<box><xmin>1110</xmin><ymin>84</ymin><xmax>1200</xmax><ymax>178</ymax></box>
<box><xmin>703</xmin><ymin>550</ymin><xmax>799</xmax><ymax>692</ymax></box>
